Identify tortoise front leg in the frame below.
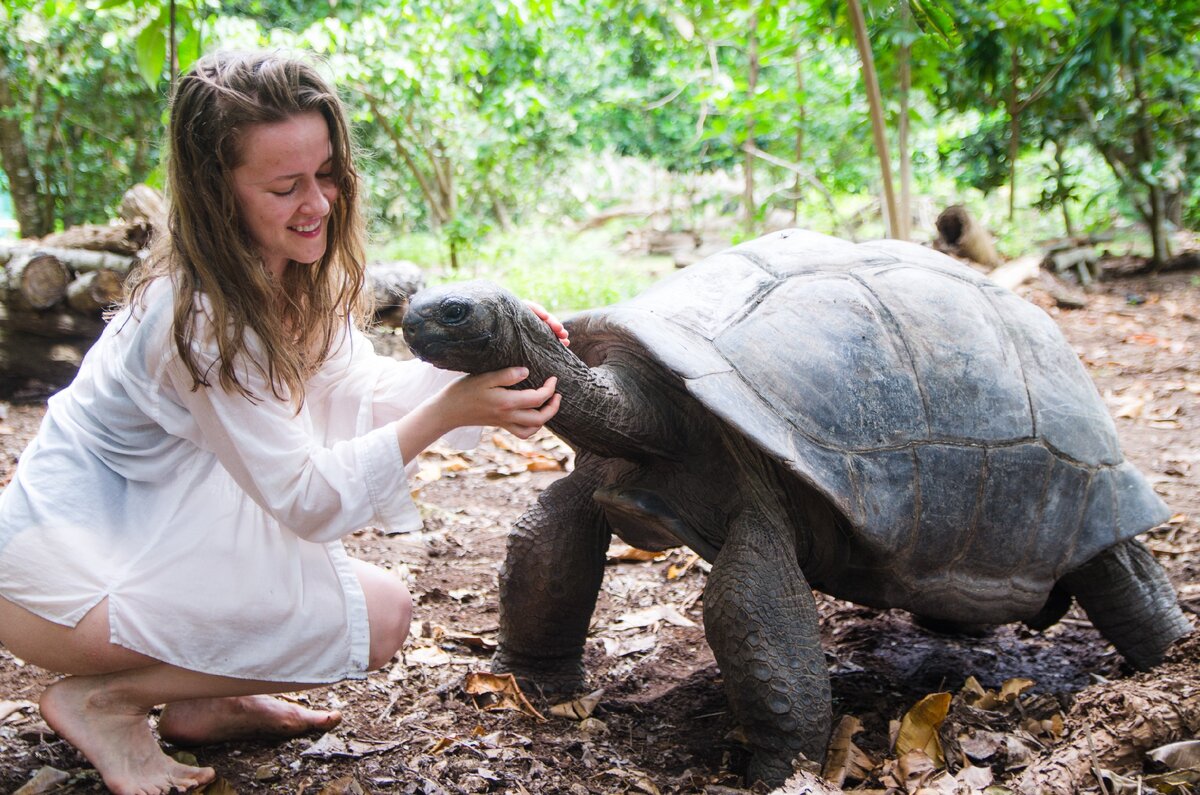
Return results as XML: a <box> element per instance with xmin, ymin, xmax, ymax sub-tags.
<box><xmin>494</xmin><ymin>455</ymin><xmax>611</xmax><ymax>695</ymax></box>
<box><xmin>1059</xmin><ymin>538</ymin><xmax>1192</xmax><ymax>670</ymax></box>
<box><xmin>704</xmin><ymin>505</ymin><xmax>832</xmax><ymax>787</ymax></box>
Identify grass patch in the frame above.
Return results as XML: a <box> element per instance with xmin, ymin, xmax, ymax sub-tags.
<box><xmin>371</xmin><ymin>227</ymin><xmax>671</xmax><ymax>313</ymax></box>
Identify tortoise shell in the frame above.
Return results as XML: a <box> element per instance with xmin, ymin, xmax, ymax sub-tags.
<box><xmin>565</xmin><ymin>229</ymin><xmax>1168</xmax><ymax>621</ymax></box>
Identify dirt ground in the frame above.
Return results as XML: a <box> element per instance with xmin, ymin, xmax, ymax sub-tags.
<box><xmin>0</xmin><ymin>257</ymin><xmax>1198</xmax><ymax>795</ymax></box>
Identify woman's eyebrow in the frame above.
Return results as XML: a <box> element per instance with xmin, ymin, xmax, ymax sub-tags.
<box><xmin>265</xmin><ymin>159</ymin><xmax>335</xmax><ymax>182</ymax></box>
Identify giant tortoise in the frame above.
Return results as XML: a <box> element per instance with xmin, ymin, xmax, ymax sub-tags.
<box><xmin>401</xmin><ymin>229</ymin><xmax>1191</xmax><ymax>785</ymax></box>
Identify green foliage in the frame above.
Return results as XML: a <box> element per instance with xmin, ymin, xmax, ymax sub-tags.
<box><xmin>0</xmin><ymin>1</ymin><xmax>162</xmax><ymax>231</ymax></box>
<box><xmin>1</xmin><ymin>0</ymin><xmax>1198</xmax><ymax>265</ymax></box>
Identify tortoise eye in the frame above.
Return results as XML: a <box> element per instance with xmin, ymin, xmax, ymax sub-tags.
<box><xmin>440</xmin><ymin>300</ymin><xmax>471</xmax><ymax>325</ymax></box>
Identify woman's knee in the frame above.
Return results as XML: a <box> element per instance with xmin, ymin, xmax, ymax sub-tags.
<box><xmin>350</xmin><ymin>560</ymin><xmax>413</xmax><ymax>671</ymax></box>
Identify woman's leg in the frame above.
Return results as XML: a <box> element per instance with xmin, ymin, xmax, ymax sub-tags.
<box><xmin>0</xmin><ymin>560</ymin><xmax>412</xmax><ymax>794</ymax></box>
<box><xmin>157</xmin><ymin>558</ymin><xmax>412</xmax><ymax>744</ymax></box>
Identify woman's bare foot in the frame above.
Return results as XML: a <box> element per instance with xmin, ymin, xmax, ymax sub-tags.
<box><xmin>40</xmin><ymin>677</ymin><xmax>215</xmax><ymax>795</ymax></box>
<box><xmin>157</xmin><ymin>695</ymin><xmax>341</xmax><ymax>746</ymax></box>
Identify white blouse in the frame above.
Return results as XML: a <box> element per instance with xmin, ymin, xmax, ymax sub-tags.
<box><xmin>0</xmin><ymin>278</ymin><xmax>473</xmax><ymax>683</ymax></box>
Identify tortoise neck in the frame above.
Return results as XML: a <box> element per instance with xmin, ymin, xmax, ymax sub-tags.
<box><xmin>518</xmin><ymin>333</ymin><xmax>684</xmax><ymax>461</ymax></box>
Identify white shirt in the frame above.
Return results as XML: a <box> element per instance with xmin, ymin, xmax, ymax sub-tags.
<box><xmin>0</xmin><ymin>278</ymin><xmax>472</xmax><ymax>682</ymax></box>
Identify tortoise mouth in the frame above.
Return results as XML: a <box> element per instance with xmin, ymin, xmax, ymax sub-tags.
<box><xmin>408</xmin><ymin>332</ymin><xmax>495</xmax><ymax>368</ymax></box>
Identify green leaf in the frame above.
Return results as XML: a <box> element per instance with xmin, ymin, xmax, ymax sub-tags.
<box><xmin>135</xmin><ymin>20</ymin><xmax>167</xmax><ymax>90</ymax></box>
<box><xmin>909</xmin><ymin>0</ymin><xmax>959</xmax><ymax>46</ymax></box>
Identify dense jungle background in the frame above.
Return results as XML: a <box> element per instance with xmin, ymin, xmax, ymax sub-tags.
<box><xmin>1</xmin><ymin>0</ymin><xmax>1199</xmax><ymax>793</ymax></box>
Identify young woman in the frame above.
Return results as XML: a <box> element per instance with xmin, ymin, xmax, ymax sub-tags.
<box><xmin>0</xmin><ymin>50</ymin><xmax>564</xmax><ymax>794</ymax></box>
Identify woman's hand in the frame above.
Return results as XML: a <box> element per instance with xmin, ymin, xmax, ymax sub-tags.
<box><xmin>525</xmin><ymin>300</ymin><xmax>570</xmax><ymax>347</ymax></box>
<box><xmin>395</xmin><ymin>367</ymin><xmax>561</xmax><ymax>463</ymax></box>
<box><xmin>440</xmin><ymin>367</ymin><xmax>560</xmax><ymax>439</ymax></box>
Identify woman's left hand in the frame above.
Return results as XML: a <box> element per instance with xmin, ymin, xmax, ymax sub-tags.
<box><xmin>525</xmin><ymin>300</ymin><xmax>570</xmax><ymax>347</ymax></box>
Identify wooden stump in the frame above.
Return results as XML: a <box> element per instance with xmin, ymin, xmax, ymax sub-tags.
<box><xmin>935</xmin><ymin>205</ymin><xmax>1002</xmax><ymax>268</ymax></box>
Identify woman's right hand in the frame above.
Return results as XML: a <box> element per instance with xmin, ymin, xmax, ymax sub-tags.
<box><xmin>439</xmin><ymin>367</ymin><xmax>561</xmax><ymax>439</ymax></box>
<box><xmin>395</xmin><ymin>366</ymin><xmax>560</xmax><ymax>465</ymax></box>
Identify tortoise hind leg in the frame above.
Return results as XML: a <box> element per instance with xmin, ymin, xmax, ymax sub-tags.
<box><xmin>704</xmin><ymin>505</ymin><xmax>831</xmax><ymax>787</ymax></box>
<box><xmin>1059</xmin><ymin>538</ymin><xmax>1192</xmax><ymax>670</ymax></box>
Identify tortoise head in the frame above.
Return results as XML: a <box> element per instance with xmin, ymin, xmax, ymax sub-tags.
<box><xmin>401</xmin><ymin>280</ymin><xmax>554</xmax><ymax>375</ymax></box>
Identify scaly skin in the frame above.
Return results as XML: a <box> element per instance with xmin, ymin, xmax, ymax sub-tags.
<box><xmin>1059</xmin><ymin>538</ymin><xmax>1192</xmax><ymax>670</ymax></box>
<box><xmin>704</xmin><ymin>504</ymin><xmax>832</xmax><ymax>786</ymax></box>
<box><xmin>494</xmin><ymin>455</ymin><xmax>612</xmax><ymax>695</ymax></box>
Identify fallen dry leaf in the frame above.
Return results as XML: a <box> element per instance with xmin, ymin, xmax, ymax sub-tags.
<box><xmin>601</xmin><ymin>767</ymin><xmax>662</xmax><ymax>794</ymax></box>
<box><xmin>549</xmin><ymin>688</ymin><xmax>605</xmax><ymax>720</ymax></box>
<box><xmin>957</xmin><ymin>729</ymin><xmax>1008</xmax><ymax>762</ymax></box>
<box><xmin>601</xmin><ymin>633</ymin><xmax>657</xmax><ymax>657</ymax></box>
<box><xmin>317</xmin><ymin>776</ymin><xmax>368</xmax><ymax>795</ymax></box>
<box><xmin>195</xmin><ymin>778</ymin><xmax>238</xmax><ymax>795</ymax></box>
<box><xmin>997</xmin><ymin>677</ymin><xmax>1035</xmax><ymax>703</ymax></box>
<box><xmin>607</xmin><ymin>541</ymin><xmax>666</xmax><ymax>563</ymax></box>
<box><xmin>608</xmin><ymin>604</ymin><xmax>697</xmax><ymax>631</ymax></box>
<box><xmin>525</xmin><ymin>455</ymin><xmax>565</xmax><ymax>472</ymax></box>
<box><xmin>301</xmin><ymin>733</ymin><xmax>403</xmax><ymax>759</ymax></box>
<box><xmin>667</xmin><ymin>552</ymin><xmax>701</xmax><ymax>580</ymax></box>
<box><xmin>12</xmin><ymin>767</ymin><xmax>70</xmax><ymax>795</ymax></box>
<box><xmin>822</xmin><ymin>714</ymin><xmax>876</xmax><ymax>786</ymax></box>
<box><xmin>407</xmin><ymin>644</ymin><xmax>453</xmax><ymax>667</ymax></box>
<box><xmin>463</xmin><ymin>672</ymin><xmax>546</xmax><ymax>721</ymax></box>
<box><xmin>895</xmin><ymin>692</ymin><xmax>952</xmax><ymax>766</ymax></box>
<box><xmin>443</xmin><ymin>628</ymin><xmax>498</xmax><ymax>652</ymax></box>
<box><xmin>0</xmin><ymin>700</ymin><xmax>35</xmax><ymax>722</ymax></box>
<box><xmin>1149</xmin><ymin>739</ymin><xmax>1200</xmax><ymax>769</ymax></box>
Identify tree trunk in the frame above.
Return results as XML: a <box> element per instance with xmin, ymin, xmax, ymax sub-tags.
<box><xmin>847</xmin><ymin>0</ymin><xmax>899</xmax><ymax>239</ymax></box>
<box><xmin>1053</xmin><ymin>143</ymin><xmax>1075</xmax><ymax>237</ymax></box>
<box><xmin>743</xmin><ymin>11</ymin><xmax>759</xmax><ymax>236</ymax></box>
<box><xmin>1130</xmin><ymin>58</ymin><xmax>1171</xmax><ymax>266</ymax></box>
<box><xmin>897</xmin><ymin>0</ymin><xmax>913</xmax><ymax>240</ymax></box>
<box><xmin>1007</xmin><ymin>45</ymin><xmax>1020</xmax><ymax>222</ymax></box>
<box><xmin>0</xmin><ymin>51</ymin><xmax>51</xmax><ymax>238</ymax></box>
<box><xmin>793</xmin><ymin>43</ymin><xmax>806</xmax><ymax>226</ymax></box>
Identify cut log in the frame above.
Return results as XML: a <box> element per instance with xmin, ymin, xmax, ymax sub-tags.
<box><xmin>935</xmin><ymin>205</ymin><xmax>1002</xmax><ymax>268</ymax></box>
<box><xmin>66</xmin><ymin>269</ymin><xmax>125</xmax><ymax>315</ymax></box>
<box><xmin>1044</xmin><ymin>246</ymin><xmax>1100</xmax><ymax>286</ymax></box>
<box><xmin>987</xmin><ymin>255</ymin><xmax>1042</xmax><ymax>290</ymax></box>
<box><xmin>369</xmin><ymin>260</ymin><xmax>425</xmax><ymax>326</ymax></box>
<box><xmin>38</xmin><ymin>221</ymin><xmax>152</xmax><ymax>255</ymax></box>
<box><xmin>4</xmin><ymin>251</ymin><xmax>71</xmax><ymax>309</ymax></box>
<box><xmin>0</xmin><ymin>243</ymin><xmax>134</xmax><ymax>273</ymax></box>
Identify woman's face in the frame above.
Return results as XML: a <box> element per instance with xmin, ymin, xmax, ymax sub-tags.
<box><xmin>231</xmin><ymin>112</ymin><xmax>339</xmax><ymax>279</ymax></box>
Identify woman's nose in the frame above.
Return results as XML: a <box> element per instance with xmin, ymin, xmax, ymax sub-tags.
<box><xmin>301</xmin><ymin>179</ymin><xmax>334</xmax><ymax>215</ymax></box>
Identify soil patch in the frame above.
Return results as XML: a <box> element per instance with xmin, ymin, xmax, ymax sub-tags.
<box><xmin>1</xmin><ymin>263</ymin><xmax>1198</xmax><ymax>794</ymax></box>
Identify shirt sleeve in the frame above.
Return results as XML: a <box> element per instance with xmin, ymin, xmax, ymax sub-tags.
<box><xmin>314</xmin><ymin>325</ymin><xmax>482</xmax><ymax>461</ymax></box>
<box><xmin>159</xmin><ymin>326</ymin><xmax>423</xmax><ymax>544</ymax></box>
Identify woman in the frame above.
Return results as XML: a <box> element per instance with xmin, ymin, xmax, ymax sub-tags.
<box><xmin>0</xmin><ymin>50</ymin><xmax>563</xmax><ymax>794</ymax></box>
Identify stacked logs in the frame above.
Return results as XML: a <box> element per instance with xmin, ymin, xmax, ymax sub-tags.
<box><xmin>0</xmin><ymin>184</ymin><xmax>425</xmax><ymax>398</ymax></box>
<box><xmin>0</xmin><ymin>185</ymin><xmax>164</xmax><ymax>396</ymax></box>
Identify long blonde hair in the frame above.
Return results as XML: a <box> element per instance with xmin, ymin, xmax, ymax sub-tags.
<box><xmin>125</xmin><ymin>50</ymin><xmax>370</xmax><ymax>404</ymax></box>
